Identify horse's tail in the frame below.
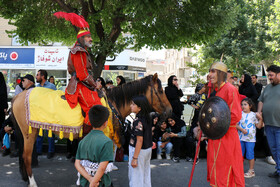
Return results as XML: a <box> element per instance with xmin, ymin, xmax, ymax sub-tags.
<box><xmin>10</xmin><ymin>105</ymin><xmax>28</xmax><ymax>182</ymax></box>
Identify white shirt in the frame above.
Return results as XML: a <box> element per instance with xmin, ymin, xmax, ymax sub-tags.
<box><xmin>238</xmin><ymin>111</ymin><xmax>258</xmax><ymax>142</ymax></box>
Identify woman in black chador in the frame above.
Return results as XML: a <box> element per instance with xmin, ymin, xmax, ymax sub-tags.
<box><xmin>165</xmin><ymin>75</ymin><xmax>184</xmax><ymax>119</ymax></box>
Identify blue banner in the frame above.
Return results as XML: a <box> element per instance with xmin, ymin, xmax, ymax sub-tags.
<box><xmin>0</xmin><ymin>48</ymin><xmax>34</xmax><ymax>68</ymax></box>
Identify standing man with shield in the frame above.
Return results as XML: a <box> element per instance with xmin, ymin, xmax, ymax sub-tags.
<box><xmin>206</xmin><ymin>62</ymin><xmax>244</xmax><ymax>187</ymax></box>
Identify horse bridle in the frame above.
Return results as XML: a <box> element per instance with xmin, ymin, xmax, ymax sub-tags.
<box><xmin>150</xmin><ymin>78</ymin><xmax>166</xmax><ymax>112</ymax></box>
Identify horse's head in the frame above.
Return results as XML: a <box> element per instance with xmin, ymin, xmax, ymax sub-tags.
<box><xmin>147</xmin><ymin>73</ymin><xmax>172</xmax><ymax>118</ymax></box>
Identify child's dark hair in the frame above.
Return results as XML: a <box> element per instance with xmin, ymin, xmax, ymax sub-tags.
<box><xmin>131</xmin><ymin>95</ymin><xmax>152</xmax><ymax>117</ymax></box>
<box><xmin>88</xmin><ymin>105</ymin><xmax>109</xmax><ymax>128</ymax></box>
<box><xmin>241</xmin><ymin>98</ymin><xmax>256</xmax><ymax>112</ymax></box>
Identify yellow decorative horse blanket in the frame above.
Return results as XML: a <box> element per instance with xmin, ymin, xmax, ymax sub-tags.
<box><xmin>25</xmin><ymin>87</ymin><xmax>84</xmax><ymax>134</ymax></box>
<box><xmin>25</xmin><ymin>87</ymin><xmax>120</xmax><ymax>146</ymax></box>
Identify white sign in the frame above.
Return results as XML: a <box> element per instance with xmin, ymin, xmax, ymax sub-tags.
<box><xmin>35</xmin><ymin>47</ymin><xmax>69</xmax><ymax>70</ymax></box>
<box><xmin>105</xmin><ymin>49</ymin><xmax>146</xmax><ymax>68</ymax></box>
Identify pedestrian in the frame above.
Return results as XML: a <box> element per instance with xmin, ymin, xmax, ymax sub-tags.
<box><xmin>0</xmin><ymin>72</ymin><xmax>8</xmax><ymax>128</ymax></box>
<box><xmin>236</xmin><ymin>98</ymin><xmax>263</xmax><ymax>178</ymax></box>
<box><xmin>207</xmin><ymin>61</ymin><xmax>245</xmax><ymax>186</ymax></box>
<box><xmin>227</xmin><ymin>70</ymin><xmax>234</xmax><ymax>84</ymax></box>
<box><xmin>257</xmin><ymin>65</ymin><xmax>280</xmax><ymax>184</ymax></box>
<box><xmin>75</xmin><ymin>105</ymin><xmax>114</xmax><ymax>187</ymax></box>
<box><xmin>35</xmin><ymin>69</ymin><xmax>56</xmax><ymax>159</ymax></box>
<box><xmin>116</xmin><ymin>75</ymin><xmax>126</xmax><ymax>86</ymax></box>
<box><xmin>251</xmin><ymin>75</ymin><xmax>263</xmax><ymax>97</ymax></box>
<box><xmin>48</xmin><ymin>76</ymin><xmax>55</xmax><ymax>85</ymax></box>
<box><xmin>252</xmin><ymin>74</ymin><xmax>276</xmax><ymax>165</ymax></box>
<box><xmin>129</xmin><ymin>95</ymin><xmax>152</xmax><ymax>187</ymax></box>
<box><xmin>165</xmin><ymin>75</ymin><xmax>184</xmax><ymax>119</ymax></box>
<box><xmin>239</xmin><ymin>73</ymin><xmax>258</xmax><ymax>107</ymax></box>
<box><xmin>105</xmin><ymin>80</ymin><xmax>114</xmax><ymax>89</ymax></box>
<box><xmin>14</xmin><ymin>77</ymin><xmax>23</xmax><ymax>96</ymax></box>
<box><xmin>187</xmin><ymin>83</ymin><xmax>207</xmax><ymax>131</ymax></box>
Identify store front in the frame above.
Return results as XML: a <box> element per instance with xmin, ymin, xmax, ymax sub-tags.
<box><xmin>102</xmin><ymin>49</ymin><xmax>146</xmax><ymax>84</ymax></box>
<box><xmin>0</xmin><ymin>46</ymin><xmax>69</xmax><ymax>98</ymax></box>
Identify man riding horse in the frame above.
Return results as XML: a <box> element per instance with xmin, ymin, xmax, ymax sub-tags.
<box><xmin>54</xmin><ymin>12</ymin><xmax>102</xmax><ymax>131</ymax></box>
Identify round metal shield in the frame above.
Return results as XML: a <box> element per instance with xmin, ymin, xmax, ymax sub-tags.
<box><xmin>198</xmin><ymin>96</ymin><xmax>231</xmax><ymax>140</ymax></box>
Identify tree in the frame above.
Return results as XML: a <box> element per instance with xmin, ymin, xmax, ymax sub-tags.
<box><xmin>197</xmin><ymin>0</ymin><xmax>277</xmax><ymax>76</ymax></box>
<box><xmin>267</xmin><ymin>0</ymin><xmax>280</xmax><ymax>67</ymax></box>
<box><xmin>0</xmin><ymin>0</ymin><xmax>237</xmax><ymax>77</ymax></box>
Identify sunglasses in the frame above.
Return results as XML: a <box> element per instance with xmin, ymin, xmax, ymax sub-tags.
<box><xmin>173</xmin><ymin>79</ymin><xmax>178</xmax><ymax>81</ymax></box>
<box><xmin>96</xmin><ymin>79</ymin><xmax>101</xmax><ymax>82</ymax></box>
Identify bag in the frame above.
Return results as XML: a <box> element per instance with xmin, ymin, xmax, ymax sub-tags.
<box><xmin>2</xmin><ymin>133</ymin><xmax>10</xmax><ymax>149</ymax></box>
<box><xmin>115</xmin><ymin>148</ymin><xmax>124</xmax><ymax>162</ymax></box>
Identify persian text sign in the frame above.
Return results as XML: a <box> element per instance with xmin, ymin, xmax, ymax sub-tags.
<box><xmin>0</xmin><ymin>48</ymin><xmax>35</xmax><ymax>68</ymax></box>
<box><xmin>35</xmin><ymin>47</ymin><xmax>69</xmax><ymax>69</ymax></box>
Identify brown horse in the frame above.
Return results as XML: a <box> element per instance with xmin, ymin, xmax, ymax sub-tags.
<box><xmin>12</xmin><ymin>73</ymin><xmax>172</xmax><ymax>187</ymax></box>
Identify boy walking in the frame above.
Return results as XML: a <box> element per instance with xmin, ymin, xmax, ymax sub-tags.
<box><xmin>75</xmin><ymin>105</ymin><xmax>114</xmax><ymax>187</ymax></box>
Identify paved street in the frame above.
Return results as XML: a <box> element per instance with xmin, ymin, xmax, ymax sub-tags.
<box><xmin>0</xmin><ymin>152</ymin><xmax>278</xmax><ymax>187</ymax></box>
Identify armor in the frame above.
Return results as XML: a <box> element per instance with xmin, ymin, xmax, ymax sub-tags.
<box><xmin>198</xmin><ymin>96</ymin><xmax>231</xmax><ymax>140</ymax></box>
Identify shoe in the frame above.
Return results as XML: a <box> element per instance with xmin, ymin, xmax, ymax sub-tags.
<box><xmin>278</xmin><ymin>175</ymin><xmax>280</xmax><ymax>184</ymax></box>
<box><xmin>37</xmin><ymin>152</ymin><xmax>42</xmax><ymax>156</ymax></box>
<box><xmin>266</xmin><ymin>156</ymin><xmax>276</xmax><ymax>165</ymax></box>
<box><xmin>66</xmin><ymin>152</ymin><xmax>72</xmax><ymax>159</ymax></box>
<box><xmin>166</xmin><ymin>154</ymin><xmax>171</xmax><ymax>160</ymax></box>
<box><xmin>10</xmin><ymin>150</ymin><xmax>19</xmax><ymax>158</ymax></box>
<box><xmin>47</xmin><ymin>152</ymin><xmax>55</xmax><ymax>159</ymax></box>
<box><xmin>186</xmin><ymin>157</ymin><xmax>193</xmax><ymax>162</ymax></box>
<box><xmin>172</xmin><ymin>157</ymin><xmax>180</xmax><ymax>163</ymax></box>
<box><xmin>157</xmin><ymin>154</ymin><xmax>162</xmax><ymax>160</ymax></box>
<box><xmin>192</xmin><ymin>159</ymin><xmax>199</xmax><ymax>165</ymax></box>
<box><xmin>244</xmin><ymin>170</ymin><xmax>255</xmax><ymax>178</ymax></box>
<box><xmin>112</xmin><ymin>164</ymin><xmax>118</xmax><ymax>171</ymax></box>
<box><xmin>2</xmin><ymin>148</ymin><xmax>11</xmax><ymax>157</ymax></box>
<box><xmin>268</xmin><ymin>171</ymin><xmax>279</xmax><ymax>178</ymax></box>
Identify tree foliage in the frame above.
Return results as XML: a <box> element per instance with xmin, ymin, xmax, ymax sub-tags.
<box><xmin>198</xmin><ymin>0</ymin><xmax>277</xmax><ymax>77</ymax></box>
<box><xmin>0</xmin><ymin>0</ymin><xmax>237</xmax><ymax>77</ymax></box>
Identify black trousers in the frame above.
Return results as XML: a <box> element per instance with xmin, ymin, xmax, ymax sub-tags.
<box><xmin>171</xmin><ymin>138</ymin><xmax>182</xmax><ymax>158</ymax></box>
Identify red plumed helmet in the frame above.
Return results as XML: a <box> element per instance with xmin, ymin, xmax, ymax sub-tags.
<box><xmin>54</xmin><ymin>12</ymin><xmax>91</xmax><ymax>38</ymax></box>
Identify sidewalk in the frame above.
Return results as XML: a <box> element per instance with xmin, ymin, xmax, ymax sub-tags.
<box><xmin>0</xmin><ymin>152</ymin><xmax>277</xmax><ymax>187</ymax></box>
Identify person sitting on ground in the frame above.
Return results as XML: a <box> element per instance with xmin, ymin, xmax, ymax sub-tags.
<box><xmin>154</xmin><ymin>120</ymin><xmax>173</xmax><ymax>160</ymax></box>
<box><xmin>75</xmin><ymin>105</ymin><xmax>114</xmax><ymax>187</ymax></box>
<box><xmin>166</xmin><ymin>115</ymin><xmax>186</xmax><ymax>163</ymax></box>
<box><xmin>151</xmin><ymin>112</ymin><xmax>160</xmax><ymax>159</ymax></box>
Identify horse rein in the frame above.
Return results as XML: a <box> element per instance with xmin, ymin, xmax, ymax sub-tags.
<box><xmin>150</xmin><ymin>78</ymin><xmax>165</xmax><ymax>112</ymax></box>
<box><xmin>108</xmin><ymin>101</ymin><xmax>124</xmax><ymax>126</ymax></box>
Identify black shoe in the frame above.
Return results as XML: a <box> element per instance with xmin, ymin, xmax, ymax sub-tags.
<box><xmin>47</xmin><ymin>152</ymin><xmax>55</xmax><ymax>159</ymax></box>
<box><xmin>278</xmin><ymin>176</ymin><xmax>280</xmax><ymax>184</ymax></box>
<box><xmin>172</xmin><ymin>157</ymin><xmax>180</xmax><ymax>163</ymax></box>
<box><xmin>268</xmin><ymin>171</ymin><xmax>279</xmax><ymax>178</ymax></box>
<box><xmin>186</xmin><ymin>157</ymin><xmax>194</xmax><ymax>162</ymax></box>
<box><xmin>37</xmin><ymin>152</ymin><xmax>42</xmax><ymax>156</ymax></box>
<box><xmin>193</xmin><ymin>159</ymin><xmax>199</xmax><ymax>165</ymax></box>
<box><xmin>2</xmin><ymin>148</ymin><xmax>11</xmax><ymax>157</ymax></box>
<box><xmin>10</xmin><ymin>150</ymin><xmax>19</xmax><ymax>158</ymax></box>
<box><xmin>66</xmin><ymin>152</ymin><xmax>72</xmax><ymax>159</ymax></box>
